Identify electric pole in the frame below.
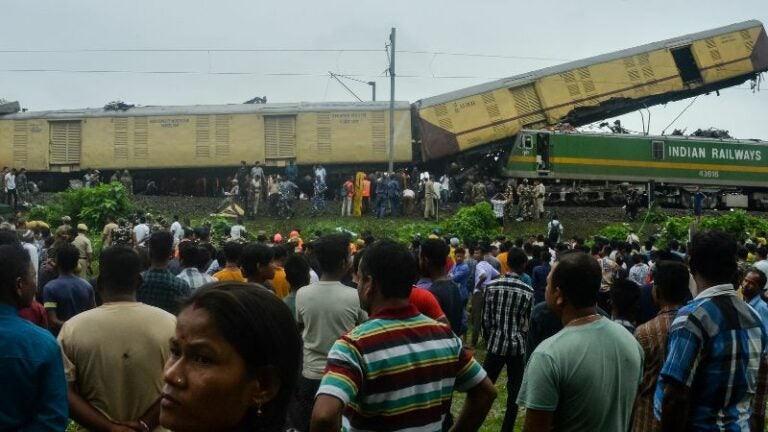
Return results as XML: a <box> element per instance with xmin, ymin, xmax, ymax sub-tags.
<box><xmin>388</xmin><ymin>27</ymin><xmax>396</xmax><ymax>174</ymax></box>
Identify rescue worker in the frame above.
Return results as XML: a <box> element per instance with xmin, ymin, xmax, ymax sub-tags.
<box><xmin>533</xmin><ymin>179</ymin><xmax>546</xmax><ymax>220</ymax></box>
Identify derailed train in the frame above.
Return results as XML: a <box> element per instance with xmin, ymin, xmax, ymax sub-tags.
<box><xmin>0</xmin><ymin>20</ymin><xmax>766</xmax><ymax>197</ymax></box>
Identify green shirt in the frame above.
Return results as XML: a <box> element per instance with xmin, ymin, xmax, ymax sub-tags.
<box><xmin>517</xmin><ymin>317</ymin><xmax>643</xmax><ymax>432</ymax></box>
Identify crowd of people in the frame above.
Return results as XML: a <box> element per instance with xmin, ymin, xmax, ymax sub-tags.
<box><xmin>2</xmin><ymin>200</ymin><xmax>768</xmax><ymax>431</ymax></box>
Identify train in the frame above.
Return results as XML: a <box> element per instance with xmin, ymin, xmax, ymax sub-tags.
<box><xmin>0</xmin><ymin>20</ymin><xmax>766</xmax><ymax>197</ymax></box>
<box><xmin>413</xmin><ymin>19</ymin><xmax>768</xmax><ymax>159</ymax></box>
<box><xmin>506</xmin><ymin>130</ymin><xmax>768</xmax><ymax>209</ymax></box>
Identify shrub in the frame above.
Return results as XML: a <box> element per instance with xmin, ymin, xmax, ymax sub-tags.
<box><xmin>29</xmin><ymin>182</ymin><xmax>133</xmax><ymax>229</ymax></box>
<box><xmin>441</xmin><ymin>202</ymin><xmax>499</xmax><ymax>242</ymax></box>
<box><xmin>597</xmin><ymin>223</ymin><xmax>631</xmax><ymax>241</ymax></box>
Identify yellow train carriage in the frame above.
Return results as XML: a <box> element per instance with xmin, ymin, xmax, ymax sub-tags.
<box><xmin>0</xmin><ymin>102</ymin><xmax>412</xmax><ymax>173</ymax></box>
<box><xmin>414</xmin><ymin>20</ymin><xmax>768</xmax><ymax>159</ymax></box>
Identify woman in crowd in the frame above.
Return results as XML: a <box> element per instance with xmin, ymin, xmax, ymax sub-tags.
<box><xmin>160</xmin><ymin>282</ymin><xmax>301</xmax><ymax>432</ymax></box>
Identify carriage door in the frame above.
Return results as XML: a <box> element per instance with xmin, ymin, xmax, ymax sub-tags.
<box><xmin>49</xmin><ymin>120</ymin><xmax>82</xmax><ymax>172</ymax></box>
<box><xmin>536</xmin><ymin>132</ymin><xmax>551</xmax><ymax>173</ymax></box>
<box><xmin>264</xmin><ymin>115</ymin><xmax>296</xmax><ymax>165</ymax></box>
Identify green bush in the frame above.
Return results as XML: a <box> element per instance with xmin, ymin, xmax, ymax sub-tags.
<box><xmin>441</xmin><ymin>202</ymin><xmax>500</xmax><ymax>242</ymax></box>
<box><xmin>596</xmin><ymin>223</ymin><xmax>632</xmax><ymax>241</ymax></box>
<box><xmin>29</xmin><ymin>182</ymin><xmax>133</xmax><ymax>228</ymax></box>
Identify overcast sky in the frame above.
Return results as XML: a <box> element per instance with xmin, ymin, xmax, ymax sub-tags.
<box><xmin>2</xmin><ymin>0</ymin><xmax>766</xmax><ymax>139</ymax></box>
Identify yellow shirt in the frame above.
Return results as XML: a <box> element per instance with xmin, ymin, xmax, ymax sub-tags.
<box><xmin>497</xmin><ymin>252</ymin><xmax>510</xmax><ymax>275</ymax></box>
<box><xmin>272</xmin><ymin>267</ymin><xmax>290</xmax><ymax>299</ymax></box>
<box><xmin>213</xmin><ymin>267</ymin><xmax>246</xmax><ymax>283</ymax></box>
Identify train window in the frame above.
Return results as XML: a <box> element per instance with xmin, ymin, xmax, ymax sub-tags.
<box><xmin>670</xmin><ymin>46</ymin><xmax>703</xmax><ymax>85</ymax></box>
<box><xmin>522</xmin><ymin>135</ymin><xmax>533</xmax><ymax>149</ymax></box>
<box><xmin>652</xmin><ymin>140</ymin><xmax>665</xmax><ymax>161</ymax></box>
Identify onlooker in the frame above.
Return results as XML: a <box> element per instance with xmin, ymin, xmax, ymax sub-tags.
<box><xmin>4</xmin><ymin>168</ymin><xmax>17</xmax><ymax>209</ymax></box>
<box><xmin>169</xmin><ymin>215</ymin><xmax>183</xmax><ymax>246</ymax></box>
<box><xmin>631</xmin><ymin>260</ymin><xmax>690</xmax><ymax>432</ymax></box>
<box><xmin>240</xmin><ymin>242</ymin><xmax>276</xmax><ymax>291</ymax></box>
<box><xmin>133</xmin><ymin>216</ymin><xmax>150</xmax><ymax>247</ymax></box>
<box><xmin>420</xmin><ymin>238</ymin><xmax>463</xmax><ymax>333</ymax></box>
<box><xmin>628</xmin><ymin>253</ymin><xmax>650</xmax><ymax>286</ymax></box>
<box><xmin>0</xmin><ymin>244</ymin><xmax>68</xmax><ymax>429</ymax></box>
<box><xmin>230</xmin><ymin>218</ymin><xmax>247</xmax><ymax>241</ymax></box>
<box><xmin>294</xmin><ymin>234</ymin><xmax>367</xmax><ymax>431</ymax></box>
<box><xmin>610</xmin><ymin>279</ymin><xmax>641</xmax><ymax>333</ymax></box>
<box><xmin>656</xmin><ymin>231</ymin><xmax>768</xmax><ymax>431</ymax></box>
<box><xmin>43</xmin><ymin>243</ymin><xmax>95</xmax><ymax>335</ymax></box>
<box><xmin>270</xmin><ymin>245</ymin><xmax>291</xmax><ymax>299</ymax></box>
<box><xmin>341</xmin><ymin>176</ymin><xmax>354</xmax><ymax>217</ymax></box>
<box><xmin>160</xmin><ymin>283</ymin><xmax>301</xmax><ymax>432</ymax></box>
<box><xmin>469</xmin><ymin>245</ymin><xmax>500</xmax><ymax>348</ymax></box>
<box><xmin>531</xmin><ymin>250</ymin><xmax>552</xmax><ymax>304</ymax></box>
<box><xmin>742</xmin><ymin>268</ymin><xmax>768</xmax><ymax>334</ymax></box>
<box><xmin>482</xmin><ymin>247</ymin><xmax>533</xmax><ymax>432</ymax></box>
<box><xmin>754</xmin><ymin>246</ymin><xmax>768</xmax><ymax>290</ymax></box>
<box><xmin>518</xmin><ymin>252</ymin><xmax>643</xmax><ymax>431</ymax></box>
<box><xmin>311</xmin><ymin>240</ymin><xmax>496</xmax><ymax>432</ymax></box>
<box><xmin>59</xmin><ymin>246</ymin><xmax>176</xmax><ymax>431</ymax></box>
<box><xmin>101</xmin><ymin>215</ymin><xmax>119</xmax><ymax>248</ymax></box>
<box><xmin>213</xmin><ymin>241</ymin><xmax>247</xmax><ymax>282</ymax></box>
<box><xmin>137</xmin><ymin>231</ymin><xmax>191</xmax><ymax>314</ymax></box>
<box><xmin>176</xmin><ymin>242</ymin><xmax>217</xmax><ymax>290</ymax></box>
<box><xmin>71</xmin><ymin>223</ymin><xmax>93</xmax><ymax>276</ymax></box>
<box><xmin>283</xmin><ymin>253</ymin><xmax>311</xmax><ymax>319</ymax></box>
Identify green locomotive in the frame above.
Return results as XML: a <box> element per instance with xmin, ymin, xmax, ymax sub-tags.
<box><xmin>505</xmin><ymin>130</ymin><xmax>768</xmax><ymax>209</ymax></box>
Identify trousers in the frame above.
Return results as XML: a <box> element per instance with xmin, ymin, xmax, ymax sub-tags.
<box><xmin>483</xmin><ymin>353</ymin><xmax>525</xmax><ymax>432</ymax></box>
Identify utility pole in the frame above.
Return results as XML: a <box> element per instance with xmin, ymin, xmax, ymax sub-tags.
<box><xmin>388</xmin><ymin>27</ymin><xmax>396</xmax><ymax>174</ymax></box>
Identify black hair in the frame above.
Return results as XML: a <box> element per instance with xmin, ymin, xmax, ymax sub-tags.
<box><xmin>179</xmin><ymin>242</ymin><xmax>212</xmax><ymax>272</ymax></box>
<box><xmin>551</xmin><ymin>251</ymin><xmax>601</xmax><ymax>308</ymax></box>
<box><xmin>222</xmin><ymin>241</ymin><xmax>245</xmax><ymax>265</ymax></box>
<box><xmin>359</xmin><ymin>240</ymin><xmax>417</xmax><ymax>299</ymax></box>
<box><xmin>454</xmin><ymin>247</ymin><xmax>466</xmax><ymax>255</ymax></box>
<box><xmin>148</xmin><ymin>231</ymin><xmax>174</xmax><ymax>262</ymax></box>
<box><xmin>99</xmin><ymin>246</ymin><xmax>141</xmax><ymax>293</ymax></box>
<box><xmin>312</xmin><ymin>234</ymin><xmax>350</xmax><ymax>275</ymax></box>
<box><xmin>240</xmin><ymin>243</ymin><xmax>274</xmax><ymax>279</ymax></box>
<box><xmin>653</xmin><ymin>260</ymin><xmax>690</xmax><ymax>304</ymax></box>
<box><xmin>272</xmin><ymin>244</ymin><xmax>289</xmax><ymax>261</ymax></box>
<box><xmin>507</xmin><ymin>247</ymin><xmax>528</xmax><ymax>271</ymax></box>
<box><xmin>0</xmin><ymin>230</ymin><xmax>20</xmax><ymax>246</ymax></box>
<box><xmin>748</xmin><ymin>267</ymin><xmax>768</xmax><ymax>291</ymax></box>
<box><xmin>632</xmin><ymin>253</ymin><xmax>643</xmax><ymax>264</ymax></box>
<box><xmin>610</xmin><ymin>279</ymin><xmax>640</xmax><ymax>320</ymax></box>
<box><xmin>688</xmin><ymin>230</ymin><xmax>737</xmax><ymax>285</ymax></box>
<box><xmin>420</xmin><ymin>239</ymin><xmax>449</xmax><ymax>270</ymax></box>
<box><xmin>56</xmin><ymin>243</ymin><xmax>80</xmax><ymax>272</ymax></box>
<box><xmin>182</xmin><ymin>283</ymin><xmax>300</xmax><ymax>431</ymax></box>
<box><xmin>737</xmin><ymin>247</ymin><xmax>749</xmax><ymax>260</ymax></box>
<box><xmin>284</xmin><ymin>254</ymin><xmax>310</xmax><ymax>292</ymax></box>
<box><xmin>756</xmin><ymin>246</ymin><xmax>768</xmax><ymax>260</ymax></box>
<box><xmin>0</xmin><ymin>244</ymin><xmax>32</xmax><ymax>305</ymax></box>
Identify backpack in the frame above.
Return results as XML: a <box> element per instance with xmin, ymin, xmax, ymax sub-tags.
<box><xmin>547</xmin><ymin>221</ymin><xmax>560</xmax><ymax>243</ymax></box>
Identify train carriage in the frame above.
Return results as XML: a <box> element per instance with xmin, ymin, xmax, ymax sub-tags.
<box><xmin>0</xmin><ymin>101</ymin><xmax>413</xmax><ymax>185</ymax></box>
<box><xmin>414</xmin><ymin>20</ymin><xmax>768</xmax><ymax>160</ymax></box>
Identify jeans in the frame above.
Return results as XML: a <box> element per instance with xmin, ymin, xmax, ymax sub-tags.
<box><xmin>376</xmin><ymin>196</ymin><xmax>387</xmax><ymax>218</ymax></box>
<box><xmin>483</xmin><ymin>352</ymin><xmax>525</xmax><ymax>432</ymax></box>
<box><xmin>342</xmin><ymin>196</ymin><xmax>352</xmax><ymax>216</ymax></box>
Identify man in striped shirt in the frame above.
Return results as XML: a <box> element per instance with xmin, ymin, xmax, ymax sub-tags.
<box><xmin>482</xmin><ymin>247</ymin><xmax>533</xmax><ymax>432</ymax></box>
<box><xmin>312</xmin><ymin>240</ymin><xmax>496</xmax><ymax>432</ymax></box>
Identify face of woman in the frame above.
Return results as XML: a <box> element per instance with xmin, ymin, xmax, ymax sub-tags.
<box><xmin>160</xmin><ymin>306</ymin><xmax>260</xmax><ymax>432</ymax></box>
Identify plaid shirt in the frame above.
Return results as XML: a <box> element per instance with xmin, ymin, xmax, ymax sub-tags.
<box><xmin>631</xmin><ymin>307</ymin><xmax>678</xmax><ymax>432</ymax></box>
<box><xmin>138</xmin><ymin>268</ymin><xmax>192</xmax><ymax>314</ymax></box>
<box><xmin>176</xmin><ymin>268</ymin><xmax>217</xmax><ymax>291</ymax></box>
<box><xmin>654</xmin><ymin>284</ymin><xmax>768</xmax><ymax>430</ymax></box>
<box><xmin>482</xmin><ymin>272</ymin><xmax>533</xmax><ymax>356</ymax></box>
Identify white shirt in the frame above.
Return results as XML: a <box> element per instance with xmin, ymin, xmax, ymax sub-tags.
<box><xmin>134</xmin><ymin>224</ymin><xmax>150</xmax><ymax>246</ymax></box>
<box><xmin>433</xmin><ymin>181</ymin><xmax>442</xmax><ymax>195</ymax></box>
<box><xmin>314</xmin><ymin>167</ymin><xmax>326</xmax><ymax>182</ymax></box>
<box><xmin>440</xmin><ymin>175</ymin><xmax>450</xmax><ymax>190</ymax></box>
<box><xmin>4</xmin><ymin>173</ymin><xmax>15</xmax><ymax>190</ymax></box>
<box><xmin>474</xmin><ymin>260</ymin><xmax>500</xmax><ymax>293</ymax></box>
<box><xmin>230</xmin><ymin>224</ymin><xmax>246</xmax><ymax>240</ymax></box>
<box><xmin>170</xmin><ymin>221</ymin><xmax>183</xmax><ymax>243</ymax></box>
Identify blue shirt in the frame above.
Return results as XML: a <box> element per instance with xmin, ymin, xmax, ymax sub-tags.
<box><xmin>654</xmin><ymin>284</ymin><xmax>767</xmax><ymax>430</ymax></box>
<box><xmin>749</xmin><ymin>295</ymin><xmax>768</xmax><ymax>336</ymax></box>
<box><xmin>0</xmin><ymin>304</ymin><xmax>68</xmax><ymax>429</ymax></box>
<box><xmin>519</xmin><ymin>272</ymin><xmax>533</xmax><ymax>289</ymax></box>
<box><xmin>531</xmin><ymin>263</ymin><xmax>550</xmax><ymax>304</ymax></box>
<box><xmin>43</xmin><ymin>274</ymin><xmax>95</xmax><ymax>334</ymax></box>
<box><xmin>449</xmin><ymin>262</ymin><xmax>470</xmax><ymax>302</ymax></box>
